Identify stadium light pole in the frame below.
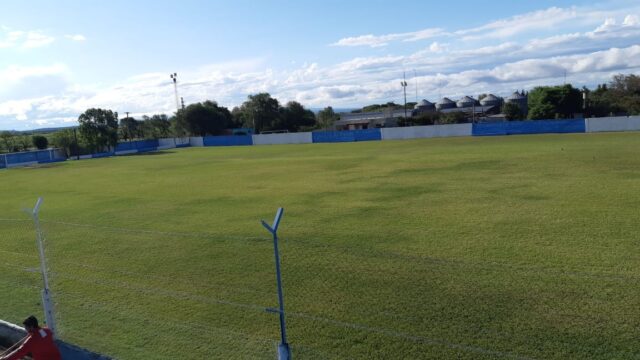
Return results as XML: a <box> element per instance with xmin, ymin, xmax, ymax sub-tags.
<box><xmin>401</xmin><ymin>72</ymin><xmax>408</xmax><ymax>119</ymax></box>
<box><xmin>30</xmin><ymin>197</ymin><xmax>57</xmax><ymax>335</ymax></box>
<box><xmin>261</xmin><ymin>208</ymin><xmax>290</xmax><ymax>360</ymax></box>
<box><xmin>170</xmin><ymin>73</ymin><xmax>180</xmax><ymax>114</ymax></box>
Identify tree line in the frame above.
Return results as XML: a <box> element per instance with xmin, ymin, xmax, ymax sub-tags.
<box><xmin>0</xmin><ymin>132</ymin><xmax>50</xmax><ymax>153</ymax></box>
<box><xmin>4</xmin><ymin>73</ymin><xmax>636</xmax><ymax>155</ymax></box>
<box><xmin>42</xmin><ymin>93</ymin><xmax>338</xmax><ymax>156</ymax></box>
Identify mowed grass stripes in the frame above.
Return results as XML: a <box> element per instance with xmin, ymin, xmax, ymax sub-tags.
<box><xmin>0</xmin><ymin>132</ymin><xmax>639</xmax><ymax>359</ymax></box>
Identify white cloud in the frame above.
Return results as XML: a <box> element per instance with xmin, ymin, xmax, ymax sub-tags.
<box><xmin>331</xmin><ymin>5</ymin><xmax>640</xmax><ymax>47</ymax></box>
<box><xmin>65</xmin><ymin>34</ymin><xmax>86</xmax><ymax>41</ymax></box>
<box><xmin>6</xmin><ymin>43</ymin><xmax>640</xmax><ymax>128</ymax></box>
<box><xmin>331</xmin><ymin>28</ymin><xmax>445</xmax><ymax>47</ymax></box>
<box><xmin>0</xmin><ymin>98</ymin><xmax>37</xmax><ymax>121</ymax></box>
<box><xmin>428</xmin><ymin>42</ymin><xmax>447</xmax><ymax>53</ymax></box>
<box><xmin>457</xmin><ymin>7</ymin><xmax>580</xmax><ymax>40</ymax></box>
<box><xmin>623</xmin><ymin>14</ymin><xmax>640</xmax><ymax>26</ymax></box>
<box><xmin>0</xmin><ymin>28</ymin><xmax>55</xmax><ymax>49</ymax></box>
<box><xmin>594</xmin><ymin>17</ymin><xmax>617</xmax><ymax>32</ymax></box>
<box><xmin>22</xmin><ymin>31</ymin><xmax>55</xmax><ymax>48</ymax></box>
<box><xmin>0</xmin><ymin>64</ymin><xmax>68</xmax><ymax>84</ymax></box>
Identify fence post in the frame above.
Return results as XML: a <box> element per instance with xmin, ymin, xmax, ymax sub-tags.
<box><xmin>30</xmin><ymin>197</ymin><xmax>57</xmax><ymax>335</ymax></box>
<box><xmin>261</xmin><ymin>208</ymin><xmax>290</xmax><ymax>360</ymax></box>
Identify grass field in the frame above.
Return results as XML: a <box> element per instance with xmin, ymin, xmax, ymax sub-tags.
<box><xmin>1</xmin><ymin>132</ymin><xmax>639</xmax><ymax>359</ymax></box>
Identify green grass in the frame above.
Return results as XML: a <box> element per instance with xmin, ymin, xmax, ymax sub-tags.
<box><xmin>1</xmin><ymin>132</ymin><xmax>639</xmax><ymax>359</ymax></box>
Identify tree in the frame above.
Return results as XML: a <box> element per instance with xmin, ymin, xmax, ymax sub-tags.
<box><xmin>236</xmin><ymin>93</ymin><xmax>281</xmax><ymax>133</ymax></box>
<box><xmin>585</xmin><ymin>77</ymin><xmax>637</xmax><ymax>117</ymax></box>
<box><xmin>438</xmin><ymin>111</ymin><xmax>467</xmax><ymax>124</ymax></box>
<box><xmin>277</xmin><ymin>101</ymin><xmax>316</xmax><ymax>132</ymax></box>
<box><xmin>141</xmin><ymin>114</ymin><xmax>172</xmax><ymax>139</ymax></box>
<box><xmin>78</xmin><ymin>108</ymin><xmax>119</xmax><ymax>153</ymax></box>
<box><xmin>32</xmin><ymin>135</ymin><xmax>49</xmax><ymax>149</ymax></box>
<box><xmin>52</xmin><ymin>129</ymin><xmax>77</xmax><ymax>158</ymax></box>
<box><xmin>317</xmin><ymin>106</ymin><xmax>338</xmax><ymax>129</ymax></box>
<box><xmin>528</xmin><ymin>84</ymin><xmax>581</xmax><ymax>120</ymax></box>
<box><xmin>169</xmin><ymin>112</ymin><xmax>188</xmax><ymax>137</ymax></box>
<box><xmin>18</xmin><ymin>135</ymin><xmax>31</xmax><ymax>151</ymax></box>
<box><xmin>119</xmin><ymin>117</ymin><xmax>140</xmax><ymax>141</ymax></box>
<box><xmin>502</xmin><ymin>102</ymin><xmax>523</xmax><ymax>121</ymax></box>
<box><xmin>0</xmin><ymin>131</ymin><xmax>17</xmax><ymax>153</ymax></box>
<box><xmin>411</xmin><ymin>112</ymin><xmax>439</xmax><ymax>126</ymax></box>
<box><xmin>176</xmin><ymin>101</ymin><xmax>233</xmax><ymax>136</ymax></box>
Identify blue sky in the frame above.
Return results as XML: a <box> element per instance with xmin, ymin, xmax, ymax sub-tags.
<box><xmin>1</xmin><ymin>0</ymin><xmax>639</xmax><ymax>130</ymax></box>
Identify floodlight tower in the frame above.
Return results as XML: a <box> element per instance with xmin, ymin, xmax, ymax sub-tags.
<box><xmin>401</xmin><ymin>72</ymin><xmax>408</xmax><ymax>119</ymax></box>
<box><xmin>170</xmin><ymin>73</ymin><xmax>180</xmax><ymax>114</ymax></box>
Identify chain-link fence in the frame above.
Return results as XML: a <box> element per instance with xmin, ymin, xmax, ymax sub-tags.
<box><xmin>1</xmin><ymin>212</ymin><xmax>639</xmax><ymax>359</ymax></box>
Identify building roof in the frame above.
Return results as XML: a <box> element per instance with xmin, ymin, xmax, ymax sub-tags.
<box><xmin>439</xmin><ymin>105</ymin><xmax>497</xmax><ymax>114</ymax></box>
<box><xmin>414</xmin><ymin>99</ymin><xmax>435</xmax><ymax>109</ymax></box>
<box><xmin>507</xmin><ymin>92</ymin><xmax>526</xmax><ymax>100</ymax></box>
<box><xmin>436</xmin><ymin>97</ymin><xmax>455</xmax><ymax>105</ymax></box>
<box><xmin>337</xmin><ymin>109</ymin><xmax>408</xmax><ymax>123</ymax></box>
<box><xmin>480</xmin><ymin>94</ymin><xmax>500</xmax><ymax>102</ymax></box>
<box><xmin>457</xmin><ymin>96</ymin><xmax>476</xmax><ymax>107</ymax></box>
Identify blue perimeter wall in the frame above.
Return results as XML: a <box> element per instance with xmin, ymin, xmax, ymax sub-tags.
<box><xmin>473</xmin><ymin>119</ymin><xmax>585</xmax><ymax>136</ymax></box>
<box><xmin>1</xmin><ymin>150</ymin><xmax>66</xmax><ymax>167</ymax></box>
<box><xmin>116</xmin><ymin>139</ymin><xmax>159</xmax><ymax>152</ymax></box>
<box><xmin>203</xmin><ymin>135</ymin><xmax>253</xmax><ymax>146</ymax></box>
<box><xmin>312</xmin><ymin>129</ymin><xmax>382</xmax><ymax>143</ymax></box>
<box><xmin>2</xmin><ymin>119</ymin><xmax>592</xmax><ymax>169</ymax></box>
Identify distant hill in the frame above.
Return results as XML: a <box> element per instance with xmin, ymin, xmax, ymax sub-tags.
<box><xmin>29</xmin><ymin>125</ymin><xmax>77</xmax><ymax>134</ymax></box>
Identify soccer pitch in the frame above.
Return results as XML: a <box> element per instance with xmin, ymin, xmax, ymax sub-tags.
<box><xmin>0</xmin><ymin>132</ymin><xmax>639</xmax><ymax>359</ymax></box>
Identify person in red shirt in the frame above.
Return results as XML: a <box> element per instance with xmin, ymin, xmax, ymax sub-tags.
<box><xmin>0</xmin><ymin>316</ymin><xmax>61</xmax><ymax>360</ymax></box>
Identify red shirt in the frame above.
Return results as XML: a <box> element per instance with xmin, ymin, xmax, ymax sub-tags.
<box><xmin>4</xmin><ymin>328</ymin><xmax>61</xmax><ymax>360</ymax></box>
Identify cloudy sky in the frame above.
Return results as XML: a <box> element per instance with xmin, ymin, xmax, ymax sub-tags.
<box><xmin>1</xmin><ymin>0</ymin><xmax>640</xmax><ymax>130</ymax></box>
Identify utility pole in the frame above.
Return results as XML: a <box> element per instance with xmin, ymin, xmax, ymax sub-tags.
<box><xmin>401</xmin><ymin>72</ymin><xmax>408</xmax><ymax>119</ymax></box>
<box><xmin>170</xmin><ymin>73</ymin><xmax>180</xmax><ymax>114</ymax></box>
<box><xmin>181</xmin><ymin>97</ymin><xmax>185</xmax><ymax>111</ymax></box>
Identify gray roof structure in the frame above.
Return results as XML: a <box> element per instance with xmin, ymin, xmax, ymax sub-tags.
<box><xmin>456</xmin><ymin>96</ymin><xmax>477</xmax><ymax>108</ymax></box>
<box><xmin>414</xmin><ymin>99</ymin><xmax>435</xmax><ymax>110</ymax></box>
<box><xmin>435</xmin><ymin>97</ymin><xmax>456</xmax><ymax>110</ymax></box>
<box><xmin>439</xmin><ymin>105</ymin><xmax>498</xmax><ymax>114</ymax></box>
<box><xmin>479</xmin><ymin>94</ymin><xmax>501</xmax><ymax>106</ymax></box>
<box><xmin>506</xmin><ymin>92</ymin><xmax>526</xmax><ymax>101</ymax></box>
<box><xmin>337</xmin><ymin>109</ymin><xmax>408</xmax><ymax>124</ymax></box>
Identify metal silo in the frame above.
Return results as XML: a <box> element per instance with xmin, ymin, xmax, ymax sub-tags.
<box><xmin>435</xmin><ymin>97</ymin><xmax>456</xmax><ymax>110</ymax></box>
